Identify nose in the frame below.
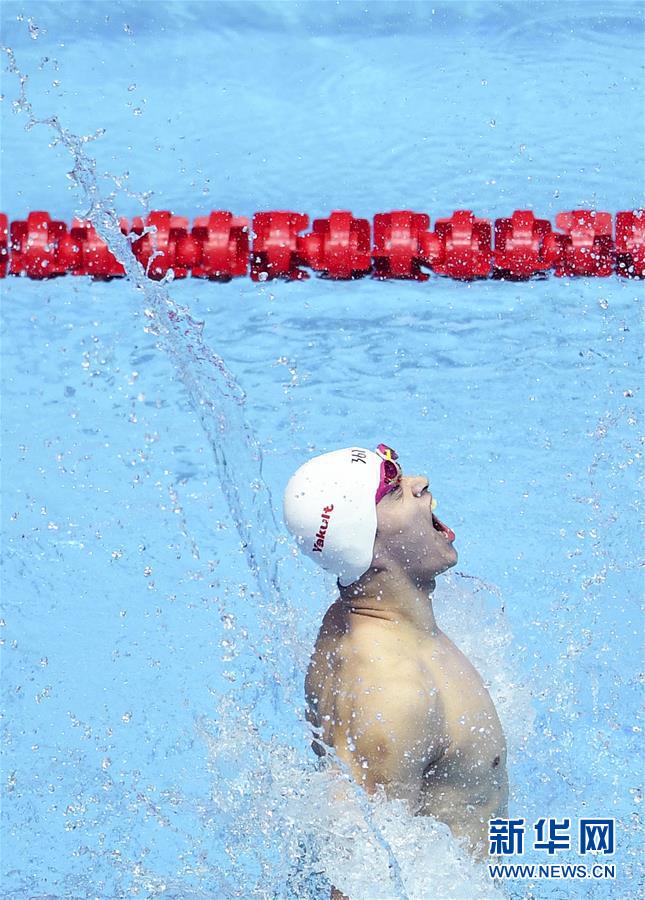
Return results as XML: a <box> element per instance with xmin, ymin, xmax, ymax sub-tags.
<box><xmin>407</xmin><ymin>474</ymin><xmax>429</xmax><ymax>498</ymax></box>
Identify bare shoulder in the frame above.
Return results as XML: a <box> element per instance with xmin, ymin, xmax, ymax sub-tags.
<box><xmin>305</xmin><ymin>601</ymin><xmax>346</xmax><ymax>685</ymax></box>
<box><xmin>308</xmin><ymin>603</ymin><xmax>429</xmax><ymax>687</ymax></box>
<box><xmin>318</xmin><ymin>598</ymin><xmax>350</xmax><ymax>640</ymax></box>
<box><xmin>309</xmin><ymin>610</ymin><xmax>443</xmax><ymax>735</ymax></box>
<box><xmin>333</xmin><ymin>636</ymin><xmax>443</xmax><ymax>727</ymax></box>
<box><xmin>308</xmin><ymin>604</ymin><xmax>439</xmax><ymax>688</ymax></box>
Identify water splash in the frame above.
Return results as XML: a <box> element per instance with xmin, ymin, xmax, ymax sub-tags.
<box><xmin>436</xmin><ymin>573</ymin><xmax>534</xmax><ymax>761</ymax></box>
<box><xmin>197</xmin><ymin>709</ymin><xmax>505</xmax><ymax>900</ymax></box>
<box><xmin>2</xmin><ymin>45</ymin><xmax>293</xmax><ymax>697</ymax></box>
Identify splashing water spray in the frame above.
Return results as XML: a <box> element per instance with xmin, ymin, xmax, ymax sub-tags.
<box><xmin>2</xmin><ymin>45</ymin><xmax>419</xmax><ymax>900</ymax></box>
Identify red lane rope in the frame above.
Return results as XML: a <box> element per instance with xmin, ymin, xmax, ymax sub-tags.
<box><xmin>1</xmin><ymin>208</ymin><xmax>643</xmax><ymax>282</ymax></box>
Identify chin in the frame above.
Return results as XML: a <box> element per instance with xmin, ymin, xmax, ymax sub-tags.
<box><xmin>433</xmin><ymin>545</ymin><xmax>458</xmax><ymax>575</ymax></box>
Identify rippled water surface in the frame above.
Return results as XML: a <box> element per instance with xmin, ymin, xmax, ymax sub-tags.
<box><xmin>1</xmin><ymin>3</ymin><xmax>643</xmax><ymax>898</ymax></box>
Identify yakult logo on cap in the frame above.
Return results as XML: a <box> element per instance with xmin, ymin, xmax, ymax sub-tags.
<box><xmin>311</xmin><ymin>504</ymin><xmax>334</xmax><ymax>553</ymax></box>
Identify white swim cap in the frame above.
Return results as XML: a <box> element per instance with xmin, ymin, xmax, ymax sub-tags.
<box><xmin>283</xmin><ymin>447</ymin><xmax>383</xmax><ymax>586</ymax></box>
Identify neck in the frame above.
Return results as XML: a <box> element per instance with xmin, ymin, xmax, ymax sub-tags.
<box><xmin>338</xmin><ymin>566</ymin><xmax>440</xmax><ymax>634</ymax></box>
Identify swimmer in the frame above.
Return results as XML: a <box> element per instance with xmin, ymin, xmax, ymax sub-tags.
<box><xmin>284</xmin><ymin>445</ymin><xmax>507</xmax><ymax>896</ymax></box>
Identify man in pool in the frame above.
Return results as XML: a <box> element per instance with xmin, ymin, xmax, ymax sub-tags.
<box><xmin>283</xmin><ymin>445</ymin><xmax>507</xmax><ymax>891</ymax></box>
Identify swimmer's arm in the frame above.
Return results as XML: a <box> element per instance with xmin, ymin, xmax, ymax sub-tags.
<box><xmin>332</xmin><ymin>676</ymin><xmax>445</xmax><ymax>795</ymax></box>
<box><xmin>324</xmin><ymin>680</ymin><xmax>444</xmax><ymax>900</ymax></box>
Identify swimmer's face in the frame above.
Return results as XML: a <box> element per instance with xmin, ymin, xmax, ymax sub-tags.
<box><xmin>372</xmin><ymin>475</ymin><xmax>457</xmax><ymax>580</ymax></box>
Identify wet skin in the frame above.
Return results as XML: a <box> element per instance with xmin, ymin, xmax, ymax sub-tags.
<box><xmin>305</xmin><ymin>475</ymin><xmax>508</xmax><ymax>863</ymax></box>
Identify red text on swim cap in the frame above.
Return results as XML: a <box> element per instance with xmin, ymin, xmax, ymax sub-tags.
<box><xmin>312</xmin><ymin>505</ymin><xmax>334</xmax><ymax>553</ymax></box>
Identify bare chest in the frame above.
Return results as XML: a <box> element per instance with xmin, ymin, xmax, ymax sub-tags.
<box><xmin>419</xmin><ymin>636</ymin><xmax>506</xmax><ymax>768</ymax></box>
<box><xmin>416</xmin><ymin>637</ymin><xmax>508</xmax><ymax>828</ymax></box>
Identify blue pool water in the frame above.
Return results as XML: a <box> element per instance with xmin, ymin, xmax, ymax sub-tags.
<box><xmin>1</xmin><ymin>3</ymin><xmax>643</xmax><ymax>898</ymax></box>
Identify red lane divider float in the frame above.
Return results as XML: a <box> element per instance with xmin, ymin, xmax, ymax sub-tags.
<box><xmin>1</xmin><ymin>209</ymin><xmax>643</xmax><ymax>282</ymax></box>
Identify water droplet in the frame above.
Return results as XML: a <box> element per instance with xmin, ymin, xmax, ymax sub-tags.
<box><xmin>133</xmin><ymin>108</ymin><xmax>143</xmax><ymax>117</ymax></box>
<box><xmin>128</xmin><ymin>83</ymin><xmax>136</xmax><ymax>92</ymax></box>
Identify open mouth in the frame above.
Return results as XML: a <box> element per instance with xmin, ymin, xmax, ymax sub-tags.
<box><xmin>432</xmin><ymin>513</ymin><xmax>456</xmax><ymax>543</ymax></box>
